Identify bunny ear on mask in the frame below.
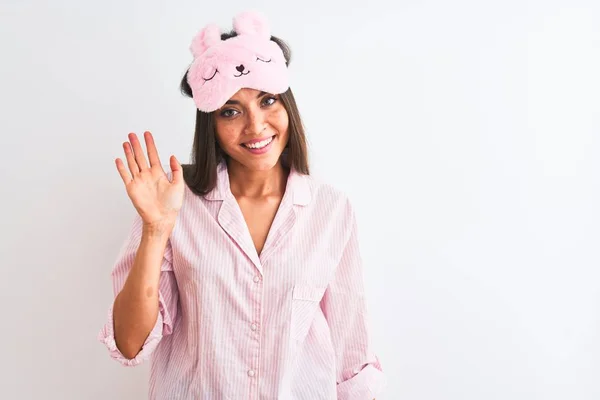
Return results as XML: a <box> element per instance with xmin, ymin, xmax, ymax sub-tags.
<box><xmin>233</xmin><ymin>10</ymin><xmax>271</xmax><ymax>39</ymax></box>
<box><xmin>189</xmin><ymin>23</ymin><xmax>222</xmax><ymax>58</ymax></box>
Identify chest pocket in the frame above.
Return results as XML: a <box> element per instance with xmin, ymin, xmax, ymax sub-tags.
<box><xmin>290</xmin><ymin>285</ymin><xmax>327</xmax><ymax>342</ymax></box>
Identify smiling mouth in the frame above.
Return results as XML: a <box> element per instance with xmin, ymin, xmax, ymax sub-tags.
<box><xmin>241</xmin><ymin>135</ymin><xmax>275</xmax><ymax>149</ymax></box>
<box><xmin>233</xmin><ymin>71</ymin><xmax>250</xmax><ymax>77</ymax></box>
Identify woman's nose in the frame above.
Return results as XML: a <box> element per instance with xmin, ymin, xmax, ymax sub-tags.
<box><xmin>245</xmin><ymin>110</ymin><xmax>267</xmax><ymax>135</ymax></box>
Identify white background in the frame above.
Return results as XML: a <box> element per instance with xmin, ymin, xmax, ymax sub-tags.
<box><xmin>1</xmin><ymin>0</ymin><xmax>599</xmax><ymax>399</ymax></box>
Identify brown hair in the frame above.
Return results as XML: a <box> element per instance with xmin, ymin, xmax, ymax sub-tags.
<box><xmin>179</xmin><ymin>31</ymin><xmax>310</xmax><ymax>196</ymax></box>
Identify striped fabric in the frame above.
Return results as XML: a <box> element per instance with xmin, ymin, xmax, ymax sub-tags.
<box><xmin>98</xmin><ymin>159</ymin><xmax>386</xmax><ymax>399</ymax></box>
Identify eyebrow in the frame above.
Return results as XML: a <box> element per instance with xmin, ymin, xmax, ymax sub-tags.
<box><xmin>224</xmin><ymin>91</ymin><xmax>268</xmax><ymax>105</ymax></box>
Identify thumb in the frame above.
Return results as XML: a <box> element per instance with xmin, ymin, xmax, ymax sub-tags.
<box><xmin>169</xmin><ymin>155</ymin><xmax>183</xmax><ymax>184</ymax></box>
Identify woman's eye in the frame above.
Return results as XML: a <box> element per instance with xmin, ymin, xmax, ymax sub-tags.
<box><xmin>262</xmin><ymin>96</ymin><xmax>277</xmax><ymax>107</ymax></box>
<box><xmin>220</xmin><ymin>109</ymin><xmax>238</xmax><ymax>118</ymax></box>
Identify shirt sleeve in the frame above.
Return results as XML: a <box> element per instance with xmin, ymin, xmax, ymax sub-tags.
<box><xmin>97</xmin><ymin>214</ymin><xmax>179</xmax><ymax>367</ymax></box>
<box><xmin>320</xmin><ymin>199</ymin><xmax>387</xmax><ymax>399</ymax></box>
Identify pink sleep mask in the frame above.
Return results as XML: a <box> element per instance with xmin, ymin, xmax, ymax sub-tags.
<box><xmin>186</xmin><ymin>10</ymin><xmax>290</xmax><ymax>113</ymax></box>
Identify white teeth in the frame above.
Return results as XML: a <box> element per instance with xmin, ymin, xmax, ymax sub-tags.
<box><xmin>244</xmin><ymin>136</ymin><xmax>273</xmax><ymax>149</ymax></box>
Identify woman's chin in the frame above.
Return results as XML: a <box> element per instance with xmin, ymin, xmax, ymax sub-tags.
<box><xmin>228</xmin><ymin>152</ymin><xmax>284</xmax><ymax>172</ymax></box>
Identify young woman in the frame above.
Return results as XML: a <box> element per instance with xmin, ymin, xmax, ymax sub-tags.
<box><xmin>98</xmin><ymin>10</ymin><xmax>385</xmax><ymax>400</ymax></box>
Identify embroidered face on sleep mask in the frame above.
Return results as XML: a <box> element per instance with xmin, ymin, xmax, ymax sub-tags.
<box><xmin>186</xmin><ymin>10</ymin><xmax>290</xmax><ymax>113</ymax></box>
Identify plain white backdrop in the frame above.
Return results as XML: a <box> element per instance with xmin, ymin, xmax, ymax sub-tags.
<box><xmin>1</xmin><ymin>0</ymin><xmax>599</xmax><ymax>399</ymax></box>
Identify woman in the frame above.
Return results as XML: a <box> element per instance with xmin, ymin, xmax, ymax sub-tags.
<box><xmin>98</xmin><ymin>10</ymin><xmax>385</xmax><ymax>400</ymax></box>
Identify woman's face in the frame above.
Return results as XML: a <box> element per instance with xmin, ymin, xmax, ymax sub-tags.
<box><xmin>214</xmin><ymin>88</ymin><xmax>289</xmax><ymax>172</ymax></box>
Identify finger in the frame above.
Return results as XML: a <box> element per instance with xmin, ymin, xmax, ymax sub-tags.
<box><xmin>129</xmin><ymin>132</ymin><xmax>150</xmax><ymax>171</ymax></box>
<box><xmin>115</xmin><ymin>158</ymin><xmax>133</xmax><ymax>185</ymax></box>
<box><xmin>144</xmin><ymin>131</ymin><xmax>165</xmax><ymax>172</ymax></box>
<box><xmin>123</xmin><ymin>141</ymin><xmax>140</xmax><ymax>178</ymax></box>
<box><xmin>170</xmin><ymin>155</ymin><xmax>183</xmax><ymax>185</ymax></box>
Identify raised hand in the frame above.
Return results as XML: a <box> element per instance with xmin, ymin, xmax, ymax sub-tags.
<box><xmin>115</xmin><ymin>131</ymin><xmax>184</xmax><ymax>232</ymax></box>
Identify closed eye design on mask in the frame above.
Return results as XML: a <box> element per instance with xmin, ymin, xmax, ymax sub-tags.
<box><xmin>256</xmin><ymin>56</ymin><xmax>272</xmax><ymax>63</ymax></box>
<box><xmin>203</xmin><ymin>69</ymin><xmax>219</xmax><ymax>82</ymax></box>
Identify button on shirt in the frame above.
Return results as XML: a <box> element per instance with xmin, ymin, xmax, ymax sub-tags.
<box><xmin>98</xmin><ymin>160</ymin><xmax>386</xmax><ymax>399</ymax></box>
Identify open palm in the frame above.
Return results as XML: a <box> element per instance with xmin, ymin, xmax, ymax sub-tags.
<box><xmin>115</xmin><ymin>131</ymin><xmax>184</xmax><ymax>228</ymax></box>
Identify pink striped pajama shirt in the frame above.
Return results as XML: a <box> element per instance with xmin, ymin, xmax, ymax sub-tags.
<box><xmin>98</xmin><ymin>160</ymin><xmax>386</xmax><ymax>399</ymax></box>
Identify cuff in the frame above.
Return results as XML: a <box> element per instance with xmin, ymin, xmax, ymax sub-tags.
<box><xmin>97</xmin><ymin>304</ymin><xmax>163</xmax><ymax>367</ymax></box>
<box><xmin>337</xmin><ymin>362</ymin><xmax>387</xmax><ymax>400</ymax></box>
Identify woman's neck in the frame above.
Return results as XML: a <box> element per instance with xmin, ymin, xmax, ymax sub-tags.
<box><xmin>227</xmin><ymin>159</ymin><xmax>289</xmax><ymax>200</ymax></box>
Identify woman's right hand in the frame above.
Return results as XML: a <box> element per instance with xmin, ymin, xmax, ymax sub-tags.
<box><xmin>115</xmin><ymin>131</ymin><xmax>185</xmax><ymax>233</ymax></box>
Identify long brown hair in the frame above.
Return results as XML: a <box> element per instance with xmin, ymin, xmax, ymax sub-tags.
<box><xmin>179</xmin><ymin>31</ymin><xmax>309</xmax><ymax>196</ymax></box>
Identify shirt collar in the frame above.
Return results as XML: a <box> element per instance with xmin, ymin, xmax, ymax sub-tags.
<box><xmin>204</xmin><ymin>159</ymin><xmax>311</xmax><ymax>206</ymax></box>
